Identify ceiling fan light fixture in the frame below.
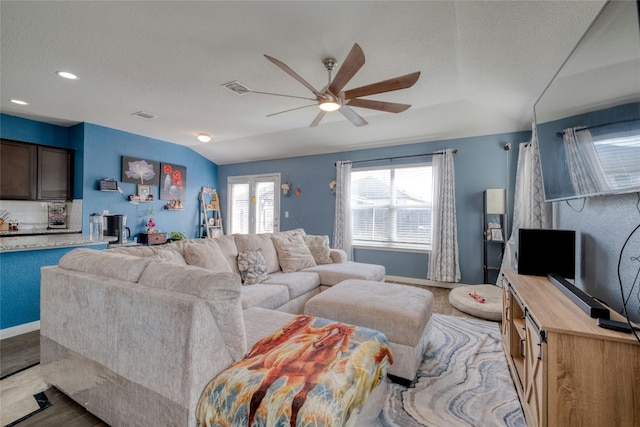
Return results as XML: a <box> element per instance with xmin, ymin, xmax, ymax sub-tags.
<box><xmin>319</xmin><ymin>100</ymin><xmax>341</xmax><ymax>112</ymax></box>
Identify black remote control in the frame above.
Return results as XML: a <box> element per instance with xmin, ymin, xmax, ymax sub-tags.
<box><xmin>596</xmin><ymin>318</ymin><xmax>640</xmax><ymax>333</ymax></box>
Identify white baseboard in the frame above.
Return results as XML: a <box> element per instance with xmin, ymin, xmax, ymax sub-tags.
<box><xmin>385</xmin><ymin>275</ymin><xmax>461</xmax><ymax>289</ymax></box>
<box><xmin>0</xmin><ymin>321</ymin><xmax>40</xmax><ymax>340</ymax></box>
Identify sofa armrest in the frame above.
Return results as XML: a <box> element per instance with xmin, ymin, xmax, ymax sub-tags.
<box><xmin>330</xmin><ymin>249</ymin><xmax>347</xmax><ymax>263</ymax></box>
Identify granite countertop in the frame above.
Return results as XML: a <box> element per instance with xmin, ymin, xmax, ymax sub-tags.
<box><xmin>0</xmin><ymin>232</ymin><xmax>110</xmax><ymax>253</ymax></box>
<box><xmin>0</xmin><ymin>227</ymin><xmax>82</xmax><ymax>237</ymax></box>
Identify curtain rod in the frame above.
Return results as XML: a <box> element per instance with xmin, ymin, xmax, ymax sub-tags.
<box><xmin>555</xmin><ymin>118</ymin><xmax>640</xmax><ymax>137</ymax></box>
<box><xmin>336</xmin><ymin>149</ymin><xmax>458</xmax><ymax>166</ymax></box>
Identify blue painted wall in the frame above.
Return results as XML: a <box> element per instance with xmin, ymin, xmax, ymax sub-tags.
<box><xmin>78</xmin><ymin>123</ymin><xmax>218</xmax><ymax>239</ymax></box>
<box><xmin>1</xmin><ymin>114</ymin><xmax>218</xmax><ymax>330</ymax></box>
<box><xmin>218</xmin><ymin>132</ymin><xmax>527</xmax><ymax>284</ymax></box>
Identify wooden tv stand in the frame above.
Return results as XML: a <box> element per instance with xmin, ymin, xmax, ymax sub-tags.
<box><xmin>501</xmin><ymin>269</ymin><xmax>640</xmax><ymax>426</ymax></box>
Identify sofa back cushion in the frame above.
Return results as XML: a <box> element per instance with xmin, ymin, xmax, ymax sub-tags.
<box><xmin>271</xmin><ymin>232</ymin><xmax>317</xmax><ymax>273</ymax></box>
<box><xmin>234</xmin><ymin>233</ymin><xmax>281</xmax><ymax>273</ymax></box>
<box><xmin>183</xmin><ymin>240</ymin><xmax>232</xmax><ymax>272</ymax></box>
<box><xmin>154</xmin><ymin>247</ymin><xmax>187</xmax><ymax>265</ymax></box>
<box><xmin>138</xmin><ymin>262</ymin><xmax>246</xmax><ymax>360</ymax></box>
<box><xmin>59</xmin><ymin>248</ymin><xmax>152</xmax><ymax>283</ymax></box>
<box><xmin>303</xmin><ymin>235</ymin><xmax>333</xmax><ymax>265</ymax></box>
<box><xmin>213</xmin><ymin>235</ymin><xmax>240</xmax><ymax>275</ymax></box>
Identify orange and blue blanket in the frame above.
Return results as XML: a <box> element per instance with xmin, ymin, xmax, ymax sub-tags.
<box><xmin>196</xmin><ymin>315</ymin><xmax>393</xmax><ymax>427</ymax></box>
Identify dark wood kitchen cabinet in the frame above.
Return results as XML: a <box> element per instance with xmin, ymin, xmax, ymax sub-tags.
<box><xmin>1</xmin><ymin>139</ymin><xmax>73</xmax><ymax>200</ymax></box>
<box><xmin>1</xmin><ymin>139</ymin><xmax>37</xmax><ymax>199</ymax></box>
<box><xmin>37</xmin><ymin>145</ymin><xmax>73</xmax><ymax>200</ymax></box>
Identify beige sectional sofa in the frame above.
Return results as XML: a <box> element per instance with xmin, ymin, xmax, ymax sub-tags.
<box><xmin>40</xmin><ymin>229</ymin><xmax>386</xmax><ymax>426</ymax></box>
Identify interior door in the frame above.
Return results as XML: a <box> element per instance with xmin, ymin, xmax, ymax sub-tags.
<box><xmin>228</xmin><ymin>174</ymin><xmax>280</xmax><ymax>234</ymax></box>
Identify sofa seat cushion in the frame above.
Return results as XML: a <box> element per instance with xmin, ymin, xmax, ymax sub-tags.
<box><xmin>303</xmin><ymin>261</ymin><xmax>386</xmax><ymax>286</ymax></box>
<box><xmin>240</xmin><ymin>284</ymin><xmax>289</xmax><ymax>310</ymax></box>
<box><xmin>271</xmin><ymin>232</ymin><xmax>316</xmax><ymax>273</ymax></box>
<box><xmin>263</xmin><ymin>271</ymin><xmax>320</xmax><ymax>299</ymax></box>
<box><xmin>242</xmin><ymin>307</ymin><xmax>297</xmax><ymax>348</ymax></box>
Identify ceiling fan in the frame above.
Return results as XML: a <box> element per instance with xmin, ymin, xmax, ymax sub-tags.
<box><xmin>249</xmin><ymin>43</ymin><xmax>420</xmax><ymax>127</ymax></box>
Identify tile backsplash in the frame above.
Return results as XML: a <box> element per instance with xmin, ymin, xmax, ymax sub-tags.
<box><xmin>0</xmin><ymin>200</ymin><xmax>82</xmax><ymax>230</ymax></box>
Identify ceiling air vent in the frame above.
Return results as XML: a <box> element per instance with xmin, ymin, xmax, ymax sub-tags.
<box><xmin>131</xmin><ymin>111</ymin><xmax>157</xmax><ymax>120</ymax></box>
<box><xmin>222</xmin><ymin>81</ymin><xmax>251</xmax><ymax>95</ymax></box>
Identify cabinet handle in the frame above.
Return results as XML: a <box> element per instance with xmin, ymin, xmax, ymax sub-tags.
<box><xmin>519</xmin><ymin>339</ymin><xmax>526</xmax><ymax>359</ymax></box>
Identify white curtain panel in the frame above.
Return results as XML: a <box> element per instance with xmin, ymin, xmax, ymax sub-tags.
<box><xmin>563</xmin><ymin>127</ymin><xmax>610</xmax><ymax>195</ymax></box>
<box><xmin>428</xmin><ymin>149</ymin><xmax>461</xmax><ymax>283</ymax></box>
<box><xmin>333</xmin><ymin>161</ymin><xmax>353</xmax><ymax>260</ymax></box>
<box><xmin>498</xmin><ymin>124</ymin><xmax>551</xmax><ymax>286</ymax></box>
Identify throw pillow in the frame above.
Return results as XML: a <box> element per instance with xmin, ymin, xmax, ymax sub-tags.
<box><xmin>237</xmin><ymin>249</ymin><xmax>270</xmax><ymax>284</ymax></box>
<box><xmin>271</xmin><ymin>233</ymin><xmax>317</xmax><ymax>273</ymax></box>
<box><xmin>303</xmin><ymin>235</ymin><xmax>333</xmax><ymax>265</ymax></box>
<box><xmin>183</xmin><ymin>240</ymin><xmax>232</xmax><ymax>272</ymax></box>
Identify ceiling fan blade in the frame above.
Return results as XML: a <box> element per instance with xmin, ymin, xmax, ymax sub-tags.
<box><xmin>266</xmin><ymin>104</ymin><xmax>317</xmax><ymax>117</ymax></box>
<box><xmin>347</xmin><ymin>98</ymin><xmax>411</xmax><ymax>113</ymax></box>
<box><xmin>310</xmin><ymin>111</ymin><xmax>326</xmax><ymax>127</ymax></box>
<box><xmin>328</xmin><ymin>43</ymin><xmax>365</xmax><ymax>95</ymax></box>
<box><xmin>340</xmin><ymin>106</ymin><xmax>368</xmax><ymax>127</ymax></box>
<box><xmin>343</xmin><ymin>71</ymin><xmax>421</xmax><ymax>100</ymax></box>
<box><xmin>249</xmin><ymin>90</ymin><xmax>317</xmax><ymax>102</ymax></box>
<box><xmin>264</xmin><ymin>54</ymin><xmax>323</xmax><ymax>96</ymax></box>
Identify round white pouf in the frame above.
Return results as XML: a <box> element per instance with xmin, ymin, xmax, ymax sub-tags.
<box><xmin>448</xmin><ymin>284</ymin><xmax>502</xmax><ymax>321</ymax></box>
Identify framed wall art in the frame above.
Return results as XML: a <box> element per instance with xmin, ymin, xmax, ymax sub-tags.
<box><xmin>121</xmin><ymin>156</ymin><xmax>160</xmax><ymax>186</ymax></box>
<box><xmin>160</xmin><ymin>163</ymin><xmax>186</xmax><ymax>200</ymax></box>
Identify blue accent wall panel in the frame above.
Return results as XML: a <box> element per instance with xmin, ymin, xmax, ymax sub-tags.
<box><xmin>80</xmin><ymin>123</ymin><xmax>218</xmax><ymax>239</ymax></box>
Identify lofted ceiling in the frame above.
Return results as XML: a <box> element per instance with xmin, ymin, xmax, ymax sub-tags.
<box><xmin>0</xmin><ymin>1</ymin><xmax>607</xmax><ymax>165</ymax></box>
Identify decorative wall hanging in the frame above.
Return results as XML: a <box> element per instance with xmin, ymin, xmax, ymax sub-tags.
<box><xmin>121</xmin><ymin>156</ymin><xmax>160</xmax><ymax>185</ymax></box>
<box><xmin>329</xmin><ymin>179</ymin><xmax>337</xmax><ymax>195</ymax></box>
<box><xmin>281</xmin><ymin>182</ymin><xmax>292</xmax><ymax>197</ymax></box>
<box><xmin>160</xmin><ymin>163</ymin><xmax>187</xmax><ymax>200</ymax></box>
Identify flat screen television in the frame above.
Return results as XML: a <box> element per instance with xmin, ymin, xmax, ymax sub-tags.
<box><xmin>517</xmin><ymin>229</ymin><xmax>576</xmax><ymax>279</ymax></box>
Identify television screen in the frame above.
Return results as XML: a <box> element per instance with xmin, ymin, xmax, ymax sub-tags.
<box><xmin>517</xmin><ymin>228</ymin><xmax>576</xmax><ymax>279</ymax></box>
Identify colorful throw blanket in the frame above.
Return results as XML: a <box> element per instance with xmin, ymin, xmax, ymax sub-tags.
<box><xmin>196</xmin><ymin>315</ymin><xmax>393</xmax><ymax>427</ymax></box>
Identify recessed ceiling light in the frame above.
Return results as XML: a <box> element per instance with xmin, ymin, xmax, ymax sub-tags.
<box><xmin>9</xmin><ymin>99</ymin><xmax>28</xmax><ymax>105</ymax></box>
<box><xmin>56</xmin><ymin>71</ymin><xmax>78</xmax><ymax>80</ymax></box>
<box><xmin>197</xmin><ymin>133</ymin><xmax>212</xmax><ymax>143</ymax></box>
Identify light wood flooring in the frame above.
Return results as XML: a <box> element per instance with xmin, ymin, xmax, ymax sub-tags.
<box><xmin>0</xmin><ymin>284</ymin><xmax>481</xmax><ymax>426</ymax></box>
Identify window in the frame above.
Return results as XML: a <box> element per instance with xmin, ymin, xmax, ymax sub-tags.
<box><xmin>351</xmin><ymin>163</ymin><xmax>433</xmax><ymax>251</ymax></box>
<box><xmin>228</xmin><ymin>174</ymin><xmax>280</xmax><ymax>234</ymax></box>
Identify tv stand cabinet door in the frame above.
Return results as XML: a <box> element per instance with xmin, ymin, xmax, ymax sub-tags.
<box><xmin>524</xmin><ymin>315</ymin><xmax>546</xmax><ymax>427</ymax></box>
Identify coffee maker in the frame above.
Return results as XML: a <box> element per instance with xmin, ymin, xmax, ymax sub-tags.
<box><xmin>103</xmin><ymin>214</ymin><xmax>130</xmax><ymax>244</ymax></box>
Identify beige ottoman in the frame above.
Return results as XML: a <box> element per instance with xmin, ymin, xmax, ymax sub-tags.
<box><xmin>304</xmin><ymin>279</ymin><xmax>434</xmax><ymax>384</ymax></box>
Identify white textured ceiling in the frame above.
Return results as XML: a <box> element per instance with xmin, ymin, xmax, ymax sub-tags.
<box><xmin>0</xmin><ymin>1</ymin><xmax>606</xmax><ymax>165</ymax></box>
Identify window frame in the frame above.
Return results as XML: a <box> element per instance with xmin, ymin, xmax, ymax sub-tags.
<box><xmin>350</xmin><ymin>162</ymin><xmax>433</xmax><ymax>253</ymax></box>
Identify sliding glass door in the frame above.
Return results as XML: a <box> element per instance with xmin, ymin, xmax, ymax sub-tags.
<box><xmin>227</xmin><ymin>174</ymin><xmax>280</xmax><ymax>234</ymax></box>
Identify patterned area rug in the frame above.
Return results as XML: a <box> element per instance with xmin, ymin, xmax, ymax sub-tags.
<box><xmin>378</xmin><ymin>314</ymin><xmax>525</xmax><ymax>427</ymax></box>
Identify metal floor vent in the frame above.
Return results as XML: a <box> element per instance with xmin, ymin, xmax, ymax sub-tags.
<box><xmin>131</xmin><ymin>111</ymin><xmax>157</xmax><ymax>119</ymax></box>
<box><xmin>222</xmin><ymin>81</ymin><xmax>251</xmax><ymax>95</ymax></box>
